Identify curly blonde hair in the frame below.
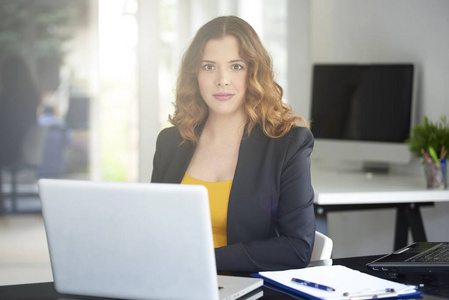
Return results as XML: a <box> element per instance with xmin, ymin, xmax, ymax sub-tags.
<box><xmin>170</xmin><ymin>16</ymin><xmax>309</xmax><ymax>142</ymax></box>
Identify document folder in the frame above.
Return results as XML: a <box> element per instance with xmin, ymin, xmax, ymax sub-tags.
<box><xmin>254</xmin><ymin>265</ymin><xmax>421</xmax><ymax>299</ymax></box>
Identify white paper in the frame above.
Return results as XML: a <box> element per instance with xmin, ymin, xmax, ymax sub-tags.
<box><xmin>259</xmin><ymin>265</ymin><xmax>417</xmax><ymax>300</ymax></box>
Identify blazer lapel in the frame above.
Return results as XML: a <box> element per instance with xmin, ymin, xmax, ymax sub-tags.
<box><xmin>227</xmin><ymin>126</ymin><xmax>268</xmax><ymax>243</ymax></box>
<box><xmin>163</xmin><ymin>140</ymin><xmax>196</xmax><ymax>183</ymax></box>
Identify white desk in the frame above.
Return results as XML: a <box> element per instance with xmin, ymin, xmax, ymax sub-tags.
<box><xmin>312</xmin><ymin>168</ymin><xmax>449</xmax><ymax>249</ymax></box>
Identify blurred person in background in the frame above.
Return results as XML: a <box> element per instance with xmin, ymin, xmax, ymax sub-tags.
<box><xmin>0</xmin><ymin>55</ymin><xmax>41</xmax><ymax>210</ymax></box>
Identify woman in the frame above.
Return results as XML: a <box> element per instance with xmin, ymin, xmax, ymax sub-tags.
<box><xmin>151</xmin><ymin>16</ymin><xmax>315</xmax><ymax>272</ymax></box>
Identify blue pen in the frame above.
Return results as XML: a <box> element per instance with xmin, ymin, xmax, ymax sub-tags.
<box><xmin>291</xmin><ymin>278</ymin><xmax>336</xmax><ymax>292</ymax></box>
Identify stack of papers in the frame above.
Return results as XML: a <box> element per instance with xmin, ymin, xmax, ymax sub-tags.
<box><xmin>256</xmin><ymin>265</ymin><xmax>420</xmax><ymax>299</ymax></box>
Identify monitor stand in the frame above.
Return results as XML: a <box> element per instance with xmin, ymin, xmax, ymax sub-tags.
<box><xmin>362</xmin><ymin>161</ymin><xmax>390</xmax><ymax>174</ymax></box>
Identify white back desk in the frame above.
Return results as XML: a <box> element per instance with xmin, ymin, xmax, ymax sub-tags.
<box><xmin>312</xmin><ymin>168</ymin><xmax>449</xmax><ymax>250</ymax></box>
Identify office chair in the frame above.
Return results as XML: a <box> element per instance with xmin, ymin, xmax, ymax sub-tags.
<box><xmin>311</xmin><ymin>231</ymin><xmax>333</xmax><ymax>260</ymax></box>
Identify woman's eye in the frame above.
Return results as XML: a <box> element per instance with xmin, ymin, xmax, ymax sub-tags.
<box><xmin>231</xmin><ymin>64</ymin><xmax>244</xmax><ymax>70</ymax></box>
<box><xmin>202</xmin><ymin>64</ymin><xmax>215</xmax><ymax>70</ymax></box>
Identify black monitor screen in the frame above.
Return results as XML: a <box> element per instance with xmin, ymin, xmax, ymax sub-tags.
<box><xmin>310</xmin><ymin>64</ymin><xmax>414</xmax><ymax>143</ymax></box>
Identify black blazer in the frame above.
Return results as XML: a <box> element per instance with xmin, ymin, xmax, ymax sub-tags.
<box><xmin>151</xmin><ymin>125</ymin><xmax>316</xmax><ymax>272</ymax></box>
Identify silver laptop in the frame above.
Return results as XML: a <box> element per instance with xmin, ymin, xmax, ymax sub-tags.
<box><xmin>38</xmin><ymin>179</ymin><xmax>262</xmax><ymax>300</ymax></box>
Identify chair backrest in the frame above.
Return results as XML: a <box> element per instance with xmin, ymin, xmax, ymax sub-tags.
<box><xmin>311</xmin><ymin>231</ymin><xmax>333</xmax><ymax>260</ymax></box>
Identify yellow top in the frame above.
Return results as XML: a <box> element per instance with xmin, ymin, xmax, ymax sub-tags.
<box><xmin>181</xmin><ymin>173</ymin><xmax>232</xmax><ymax>248</ymax></box>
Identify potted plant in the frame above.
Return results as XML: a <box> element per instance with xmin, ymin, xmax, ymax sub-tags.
<box><xmin>406</xmin><ymin>116</ymin><xmax>449</xmax><ymax>188</ymax></box>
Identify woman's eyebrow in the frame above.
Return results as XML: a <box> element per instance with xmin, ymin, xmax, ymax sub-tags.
<box><xmin>201</xmin><ymin>59</ymin><xmax>246</xmax><ymax>64</ymax></box>
<box><xmin>229</xmin><ymin>59</ymin><xmax>246</xmax><ymax>64</ymax></box>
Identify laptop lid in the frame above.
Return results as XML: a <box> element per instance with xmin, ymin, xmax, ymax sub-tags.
<box><xmin>366</xmin><ymin>242</ymin><xmax>449</xmax><ymax>274</ymax></box>
<box><xmin>38</xmin><ymin>179</ymin><xmax>262</xmax><ymax>300</ymax></box>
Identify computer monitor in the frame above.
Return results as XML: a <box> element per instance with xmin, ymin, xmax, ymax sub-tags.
<box><xmin>309</xmin><ymin>64</ymin><xmax>416</xmax><ymax>172</ymax></box>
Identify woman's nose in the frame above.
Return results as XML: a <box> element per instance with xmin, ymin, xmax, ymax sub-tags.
<box><xmin>216</xmin><ymin>69</ymin><xmax>230</xmax><ymax>86</ymax></box>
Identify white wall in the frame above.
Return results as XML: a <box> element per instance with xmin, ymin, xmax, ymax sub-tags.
<box><xmin>308</xmin><ymin>0</ymin><xmax>449</xmax><ymax>258</ymax></box>
<box><xmin>287</xmin><ymin>0</ymin><xmax>311</xmax><ymax>119</ymax></box>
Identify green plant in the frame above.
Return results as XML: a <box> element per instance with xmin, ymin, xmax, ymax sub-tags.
<box><xmin>406</xmin><ymin>116</ymin><xmax>449</xmax><ymax>159</ymax></box>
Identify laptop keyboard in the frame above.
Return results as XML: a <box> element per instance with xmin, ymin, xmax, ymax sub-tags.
<box><xmin>410</xmin><ymin>243</ymin><xmax>449</xmax><ymax>262</ymax></box>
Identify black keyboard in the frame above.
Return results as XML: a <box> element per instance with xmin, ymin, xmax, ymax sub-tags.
<box><xmin>410</xmin><ymin>244</ymin><xmax>449</xmax><ymax>262</ymax></box>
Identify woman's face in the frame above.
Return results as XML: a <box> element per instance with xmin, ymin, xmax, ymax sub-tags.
<box><xmin>197</xmin><ymin>35</ymin><xmax>248</xmax><ymax>120</ymax></box>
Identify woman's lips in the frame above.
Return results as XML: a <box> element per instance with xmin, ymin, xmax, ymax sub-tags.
<box><xmin>213</xmin><ymin>92</ymin><xmax>234</xmax><ymax>101</ymax></box>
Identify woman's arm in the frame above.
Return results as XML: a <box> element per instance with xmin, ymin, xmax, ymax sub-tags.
<box><xmin>215</xmin><ymin>127</ymin><xmax>316</xmax><ymax>272</ymax></box>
